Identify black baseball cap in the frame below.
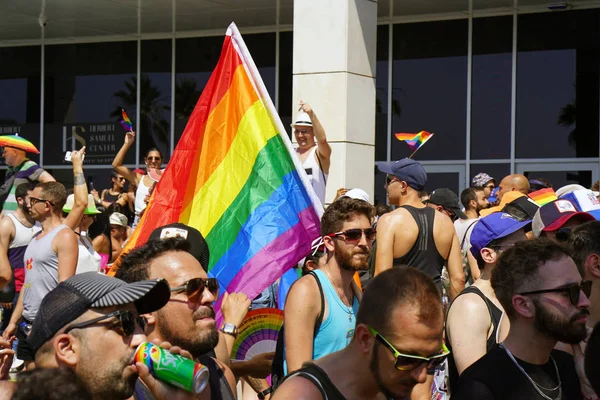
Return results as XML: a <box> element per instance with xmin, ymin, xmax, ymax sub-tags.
<box><xmin>377</xmin><ymin>158</ymin><xmax>427</xmax><ymax>191</ymax></box>
<box><xmin>428</xmin><ymin>188</ymin><xmax>467</xmax><ymax>219</ymax></box>
<box><xmin>28</xmin><ymin>272</ymin><xmax>170</xmax><ymax>354</ymax></box>
<box><xmin>148</xmin><ymin>223</ymin><xmax>210</xmax><ymax>271</ymax></box>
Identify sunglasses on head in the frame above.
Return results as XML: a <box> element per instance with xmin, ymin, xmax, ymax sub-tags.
<box><xmin>368</xmin><ymin>326</ymin><xmax>449</xmax><ymax>371</ymax></box>
<box><xmin>327</xmin><ymin>228</ymin><xmax>376</xmax><ymax>243</ymax></box>
<box><xmin>170</xmin><ymin>278</ymin><xmax>219</xmax><ymax>301</ymax></box>
<box><xmin>519</xmin><ymin>280</ymin><xmax>592</xmax><ymax>306</ymax></box>
<box><xmin>64</xmin><ymin>310</ymin><xmax>147</xmax><ymax>337</ymax></box>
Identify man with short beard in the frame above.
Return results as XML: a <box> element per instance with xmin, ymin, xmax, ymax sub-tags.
<box><xmin>283</xmin><ymin>197</ymin><xmax>374</xmax><ymax>374</ymax></box>
<box><xmin>273</xmin><ymin>267</ymin><xmax>448</xmax><ymax>400</ymax></box>
<box><xmin>115</xmin><ymin>237</ymin><xmax>237</xmax><ymax>399</ymax></box>
<box><xmin>456</xmin><ymin>238</ymin><xmax>589</xmax><ymax>399</ymax></box>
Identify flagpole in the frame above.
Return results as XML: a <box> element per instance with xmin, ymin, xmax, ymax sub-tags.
<box><xmin>408</xmin><ymin>133</ymin><xmax>433</xmax><ymax>159</ymax></box>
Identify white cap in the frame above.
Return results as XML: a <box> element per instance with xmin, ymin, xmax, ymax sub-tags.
<box><xmin>291</xmin><ymin>112</ymin><xmax>313</xmax><ymax>128</ymax></box>
<box><xmin>109</xmin><ymin>212</ymin><xmax>128</xmax><ymax>227</ymax></box>
<box><xmin>556</xmin><ymin>184</ymin><xmax>587</xmax><ymax>198</ymax></box>
<box><xmin>342</xmin><ymin>188</ymin><xmax>370</xmax><ymax>203</ymax></box>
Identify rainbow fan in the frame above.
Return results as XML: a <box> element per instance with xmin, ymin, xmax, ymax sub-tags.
<box><xmin>232</xmin><ymin>308</ymin><xmax>284</xmax><ymax>361</ymax></box>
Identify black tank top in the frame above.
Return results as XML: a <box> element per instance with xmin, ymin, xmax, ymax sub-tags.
<box><xmin>446</xmin><ymin>285</ymin><xmax>504</xmax><ymax>394</ymax></box>
<box><xmin>393</xmin><ymin>205</ymin><xmax>445</xmax><ymax>285</ymax></box>
<box><xmin>103</xmin><ymin>190</ymin><xmax>120</xmax><ymax>204</ymax></box>
<box><xmin>285</xmin><ymin>362</ymin><xmax>347</xmax><ymax>400</ymax></box>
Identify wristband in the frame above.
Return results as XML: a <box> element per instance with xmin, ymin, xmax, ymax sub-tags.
<box><xmin>257</xmin><ymin>387</ymin><xmax>273</xmax><ymax>400</ymax></box>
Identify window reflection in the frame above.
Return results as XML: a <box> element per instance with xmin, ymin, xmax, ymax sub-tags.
<box><xmin>392</xmin><ymin>20</ymin><xmax>468</xmax><ymax>161</ymax></box>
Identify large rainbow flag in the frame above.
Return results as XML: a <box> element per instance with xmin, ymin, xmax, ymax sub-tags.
<box><xmin>395</xmin><ymin>130</ymin><xmax>433</xmax><ymax>152</ymax></box>
<box><xmin>111</xmin><ymin>23</ymin><xmax>323</xmax><ymax>321</ymax></box>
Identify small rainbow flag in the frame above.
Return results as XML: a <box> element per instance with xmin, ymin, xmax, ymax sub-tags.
<box><xmin>395</xmin><ymin>131</ymin><xmax>434</xmax><ymax>152</ymax></box>
<box><xmin>110</xmin><ymin>23</ymin><xmax>322</xmax><ymax>323</ymax></box>
<box><xmin>120</xmin><ymin>109</ymin><xmax>133</xmax><ymax>132</ymax></box>
<box><xmin>529</xmin><ymin>188</ymin><xmax>558</xmax><ymax>206</ymax></box>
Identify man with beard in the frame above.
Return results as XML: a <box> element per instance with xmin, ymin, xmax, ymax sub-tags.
<box><xmin>283</xmin><ymin>197</ymin><xmax>374</xmax><ymax>374</ymax></box>
<box><xmin>273</xmin><ymin>267</ymin><xmax>447</xmax><ymax>400</ymax></box>
<box><xmin>456</xmin><ymin>238</ymin><xmax>589</xmax><ymax>399</ymax></box>
<box><xmin>27</xmin><ymin>272</ymin><xmax>200</xmax><ymax>400</ymax></box>
<box><xmin>115</xmin><ymin>237</ymin><xmax>238</xmax><ymax>399</ymax></box>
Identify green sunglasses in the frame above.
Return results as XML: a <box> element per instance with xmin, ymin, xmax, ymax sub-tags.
<box><xmin>368</xmin><ymin>326</ymin><xmax>450</xmax><ymax>371</ymax></box>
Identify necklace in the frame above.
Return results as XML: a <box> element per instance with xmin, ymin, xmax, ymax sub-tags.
<box><xmin>499</xmin><ymin>343</ymin><xmax>562</xmax><ymax>400</ymax></box>
<box><xmin>322</xmin><ymin>268</ymin><xmax>354</xmax><ymax>322</ymax></box>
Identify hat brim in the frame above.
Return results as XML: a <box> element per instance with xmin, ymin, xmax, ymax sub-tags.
<box><xmin>90</xmin><ymin>278</ymin><xmax>170</xmax><ymax>315</ymax></box>
<box><xmin>543</xmin><ymin>212</ymin><xmax>596</xmax><ymax>232</ymax></box>
<box><xmin>452</xmin><ymin>207</ymin><xmax>468</xmax><ymax>220</ymax></box>
<box><xmin>291</xmin><ymin>122</ymin><xmax>313</xmax><ymax>128</ymax></box>
<box><xmin>376</xmin><ymin>162</ymin><xmax>395</xmax><ymax>176</ymax></box>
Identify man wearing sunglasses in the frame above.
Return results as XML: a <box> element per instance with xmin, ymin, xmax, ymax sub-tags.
<box><xmin>375</xmin><ymin>158</ymin><xmax>464</xmax><ymax>300</ymax></box>
<box><xmin>274</xmin><ymin>267</ymin><xmax>446</xmax><ymax>400</ymax></box>
<box><xmin>26</xmin><ymin>272</ymin><xmax>202</xmax><ymax>400</ymax></box>
<box><xmin>446</xmin><ymin>212</ymin><xmax>530</xmax><ymax>393</ymax></box>
<box><xmin>532</xmin><ymin>199</ymin><xmax>595</xmax><ymax>243</ymax></box>
<box><xmin>472</xmin><ymin>172</ymin><xmax>496</xmax><ymax>200</ymax></box>
<box><xmin>116</xmin><ymin>237</ymin><xmax>238</xmax><ymax>399</ymax></box>
<box><xmin>284</xmin><ymin>197</ymin><xmax>374</xmax><ymax>376</ymax></box>
<box><xmin>457</xmin><ymin>239</ymin><xmax>590</xmax><ymax>399</ymax></box>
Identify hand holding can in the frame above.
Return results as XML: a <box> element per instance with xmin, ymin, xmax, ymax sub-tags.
<box><xmin>135</xmin><ymin>342</ymin><xmax>209</xmax><ymax>394</ymax></box>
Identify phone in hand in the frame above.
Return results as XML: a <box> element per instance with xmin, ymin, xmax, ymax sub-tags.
<box><xmin>64</xmin><ymin>151</ymin><xmax>85</xmax><ymax>162</ymax></box>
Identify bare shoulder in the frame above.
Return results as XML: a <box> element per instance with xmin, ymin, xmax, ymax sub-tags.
<box><xmin>272</xmin><ymin>374</ymin><xmax>324</xmax><ymax>400</ymax></box>
<box><xmin>0</xmin><ymin>217</ymin><xmax>15</xmax><ymax>236</ymax></box>
<box><xmin>288</xmin><ymin>273</ymin><xmax>321</xmax><ymax>299</ymax></box>
<box><xmin>379</xmin><ymin>207</ymin><xmax>414</xmax><ymax>229</ymax></box>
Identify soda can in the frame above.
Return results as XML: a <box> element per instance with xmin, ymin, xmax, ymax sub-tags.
<box><xmin>134</xmin><ymin>342</ymin><xmax>209</xmax><ymax>393</ymax></box>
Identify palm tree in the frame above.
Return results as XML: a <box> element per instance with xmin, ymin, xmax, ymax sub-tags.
<box><xmin>174</xmin><ymin>78</ymin><xmax>201</xmax><ymax>120</ymax></box>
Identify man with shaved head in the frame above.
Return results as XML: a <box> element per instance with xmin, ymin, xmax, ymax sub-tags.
<box><xmin>496</xmin><ymin>174</ymin><xmax>530</xmax><ymax>202</ymax></box>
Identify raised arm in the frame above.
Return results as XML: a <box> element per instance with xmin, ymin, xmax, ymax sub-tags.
<box><xmin>0</xmin><ymin>218</ymin><xmax>15</xmax><ymax>289</ymax></box>
<box><xmin>300</xmin><ymin>101</ymin><xmax>331</xmax><ymax>174</ymax></box>
<box><xmin>63</xmin><ymin>147</ymin><xmax>88</xmax><ymax>230</ymax></box>
<box><xmin>112</xmin><ymin>131</ymin><xmax>141</xmax><ymax>186</ymax></box>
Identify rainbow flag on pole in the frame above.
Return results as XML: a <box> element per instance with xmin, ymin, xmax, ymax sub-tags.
<box><xmin>111</xmin><ymin>23</ymin><xmax>323</xmax><ymax>322</ymax></box>
<box><xmin>395</xmin><ymin>131</ymin><xmax>434</xmax><ymax>152</ymax></box>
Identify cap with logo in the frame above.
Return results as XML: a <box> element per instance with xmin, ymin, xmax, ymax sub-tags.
<box><xmin>148</xmin><ymin>223</ymin><xmax>210</xmax><ymax>271</ymax></box>
<box><xmin>559</xmin><ymin>189</ymin><xmax>600</xmax><ymax>221</ymax></box>
<box><xmin>377</xmin><ymin>158</ymin><xmax>427</xmax><ymax>192</ymax></box>
<box><xmin>469</xmin><ymin>212</ymin><xmax>531</xmax><ymax>261</ymax></box>
<box><xmin>428</xmin><ymin>188</ymin><xmax>467</xmax><ymax>219</ymax></box>
<box><xmin>532</xmin><ymin>198</ymin><xmax>596</xmax><ymax>238</ymax></box>
<box><xmin>28</xmin><ymin>272</ymin><xmax>170</xmax><ymax>354</ymax></box>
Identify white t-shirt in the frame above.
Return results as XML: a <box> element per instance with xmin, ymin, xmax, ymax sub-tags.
<box><xmin>454</xmin><ymin>217</ymin><xmax>480</xmax><ymax>253</ymax></box>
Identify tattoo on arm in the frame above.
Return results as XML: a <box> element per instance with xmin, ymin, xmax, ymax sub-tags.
<box><xmin>73</xmin><ymin>173</ymin><xmax>86</xmax><ymax>186</ymax></box>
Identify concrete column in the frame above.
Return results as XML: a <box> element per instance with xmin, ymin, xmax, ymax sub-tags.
<box><xmin>292</xmin><ymin>0</ymin><xmax>377</xmax><ymax>205</ymax></box>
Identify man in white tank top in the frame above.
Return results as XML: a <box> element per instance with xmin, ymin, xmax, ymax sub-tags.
<box><xmin>293</xmin><ymin>101</ymin><xmax>331</xmax><ymax>206</ymax></box>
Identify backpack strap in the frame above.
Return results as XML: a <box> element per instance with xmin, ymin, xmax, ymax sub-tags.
<box><xmin>308</xmin><ymin>271</ymin><xmax>325</xmax><ymax>334</ymax></box>
<box><xmin>460</xmin><ymin>220</ymin><xmax>479</xmax><ymax>249</ymax></box>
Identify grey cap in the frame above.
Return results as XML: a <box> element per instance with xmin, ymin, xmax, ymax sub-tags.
<box><xmin>28</xmin><ymin>272</ymin><xmax>170</xmax><ymax>354</ymax></box>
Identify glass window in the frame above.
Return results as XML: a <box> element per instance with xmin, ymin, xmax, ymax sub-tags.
<box><xmin>279</xmin><ymin>31</ymin><xmax>293</xmax><ymax>137</ymax></box>
<box><xmin>141</xmin><ymin>39</ymin><xmax>172</xmax><ymax>163</ymax></box>
<box><xmin>520</xmin><ymin>170</ymin><xmax>593</xmax><ymax>192</ymax></box>
<box><xmin>471</xmin><ymin>16</ymin><xmax>512</xmax><ymax>160</ymax></box>
<box><xmin>44</xmin><ymin>42</ymin><xmax>137</xmax><ymax>166</ymax></box>
<box><xmin>0</xmin><ymin>46</ymin><xmax>41</xmax><ymax>164</ymax></box>
<box><xmin>375</xmin><ymin>25</ymin><xmax>389</xmax><ymax>162</ymax></box>
<box><xmin>469</xmin><ymin>163</ymin><xmax>510</xmax><ymax>188</ymax></box>
<box><xmin>175</xmin><ymin>33</ymin><xmax>276</xmax><ymax>143</ymax></box>
<box><xmin>392</xmin><ymin>20</ymin><xmax>468</xmax><ymax>161</ymax></box>
<box><xmin>516</xmin><ymin>10</ymin><xmax>600</xmax><ymax>158</ymax></box>
<box><xmin>424</xmin><ymin>172</ymin><xmax>460</xmax><ymax>197</ymax></box>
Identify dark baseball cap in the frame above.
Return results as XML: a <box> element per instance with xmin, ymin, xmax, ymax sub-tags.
<box><xmin>148</xmin><ymin>223</ymin><xmax>210</xmax><ymax>271</ymax></box>
<box><xmin>469</xmin><ymin>212</ymin><xmax>531</xmax><ymax>261</ymax></box>
<box><xmin>428</xmin><ymin>188</ymin><xmax>467</xmax><ymax>219</ymax></box>
<box><xmin>28</xmin><ymin>272</ymin><xmax>170</xmax><ymax>354</ymax></box>
<box><xmin>377</xmin><ymin>158</ymin><xmax>427</xmax><ymax>191</ymax></box>
<box><xmin>531</xmin><ymin>199</ymin><xmax>595</xmax><ymax>238</ymax></box>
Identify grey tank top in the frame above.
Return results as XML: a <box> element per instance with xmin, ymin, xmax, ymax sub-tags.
<box><xmin>22</xmin><ymin>224</ymin><xmax>70</xmax><ymax>321</ymax></box>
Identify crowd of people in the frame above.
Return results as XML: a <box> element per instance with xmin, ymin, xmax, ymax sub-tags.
<box><xmin>0</xmin><ymin>100</ymin><xmax>598</xmax><ymax>400</ymax></box>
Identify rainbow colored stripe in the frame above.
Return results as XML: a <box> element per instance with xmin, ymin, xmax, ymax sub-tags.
<box><xmin>0</xmin><ymin>134</ymin><xmax>39</xmax><ymax>154</ymax></box>
<box><xmin>111</xmin><ymin>23</ymin><xmax>322</xmax><ymax>322</ymax></box>
<box><xmin>232</xmin><ymin>308</ymin><xmax>284</xmax><ymax>361</ymax></box>
<box><xmin>120</xmin><ymin>109</ymin><xmax>133</xmax><ymax>131</ymax></box>
<box><xmin>529</xmin><ymin>188</ymin><xmax>558</xmax><ymax>206</ymax></box>
<box><xmin>395</xmin><ymin>131</ymin><xmax>433</xmax><ymax>152</ymax></box>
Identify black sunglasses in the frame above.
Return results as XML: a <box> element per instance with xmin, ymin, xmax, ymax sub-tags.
<box><xmin>146</xmin><ymin>156</ymin><xmax>161</xmax><ymax>161</ymax></box>
<box><xmin>327</xmin><ymin>228</ymin><xmax>376</xmax><ymax>243</ymax></box>
<box><xmin>29</xmin><ymin>196</ymin><xmax>54</xmax><ymax>207</ymax></box>
<box><xmin>64</xmin><ymin>310</ymin><xmax>147</xmax><ymax>337</ymax></box>
<box><xmin>170</xmin><ymin>278</ymin><xmax>219</xmax><ymax>301</ymax></box>
<box><xmin>519</xmin><ymin>280</ymin><xmax>592</xmax><ymax>306</ymax></box>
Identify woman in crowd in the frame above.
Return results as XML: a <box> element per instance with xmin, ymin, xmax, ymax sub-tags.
<box><xmin>62</xmin><ymin>194</ymin><xmax>102</xmax><ymax>274</ymax></box>
<box><xmin>111</xmin><ymin>131</ymin><xmax>163</xmax><ymax>229</ymax></box>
